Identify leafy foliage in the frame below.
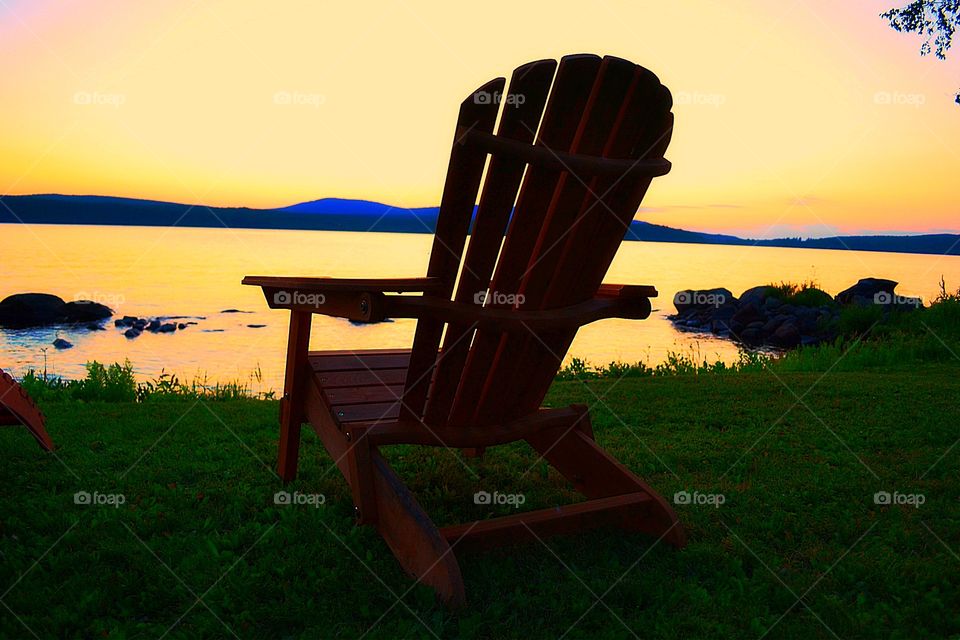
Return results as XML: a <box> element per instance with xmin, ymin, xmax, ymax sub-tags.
<box><xmin>19</xmin><ymin>360</ymin><xmax>274</xmax><ymax>402</ymax></box>
<box><xmin>882</xmin><ymin>0</ymin><xmax>960</xmax><ymax>103</ymax></box>
<box><xmin>765</xmin><ymin>279</ymin><xmax>835</xmax><ymax>308</ymax></box>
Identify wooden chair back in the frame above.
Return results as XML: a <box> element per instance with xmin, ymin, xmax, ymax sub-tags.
<box><xmin>401</xmin><ymin>54</ymin><xmax>674</xmax><ymax>429</ymax></box>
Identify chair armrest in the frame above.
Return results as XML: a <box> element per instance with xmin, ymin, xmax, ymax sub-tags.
<box><xmin>242</xmin><ymin>276</ymin><xmax>656</xmax><ymax>325</ymax></box>
<box><xmin>596</xmin><ymin>283</ymin><xmax>658</xmax><ymax>299</ymax></box>
<box><xmin>242</xmin><ymin>276</ymin><xmax>447</xmax><ymax>322</ymax></box>
<box><xmin>242</xmin><ymin>275</ymin><xmax>445</xmax><ymax>293</ymax></box>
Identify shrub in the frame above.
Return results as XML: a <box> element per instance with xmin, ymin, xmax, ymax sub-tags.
<box><xmin>767</xmin><ymin>280</ymin><xmax>835</xmax><ymax>308</ymax></box>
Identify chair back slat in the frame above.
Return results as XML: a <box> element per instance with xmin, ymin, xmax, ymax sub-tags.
<box><xmin>424</xmin><ymin>59</ymin><xmax>558</xmax><ymax>425</ymax></box>
<box><xmin>468</xmin><ymin>57</ymin><xmax>640</xmax><ymax>426</ymax></box>
<box><xmin>500</xmin><ymin>81</ymin><xmax>675</xmax><ymax>421</ymax></box>
<box><xmin>400</xmin><ymin>77</ymin><xmax>504</xmax><ymax>422</ymax></box>
<box><xmin>447</xmin><ymin>54</ymin><xmax>603</xmax><ymax>426</ymax></box>
<box><xmin>405</xmin><ymin>55</ymin><xmax>673</xmax><ymax>429</ymax></box>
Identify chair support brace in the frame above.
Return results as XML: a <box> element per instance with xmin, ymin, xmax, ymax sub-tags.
<box><xmin>456</xmin><ymin>127</ymin><xmax>671</xmax><ymax>178</ymax></box>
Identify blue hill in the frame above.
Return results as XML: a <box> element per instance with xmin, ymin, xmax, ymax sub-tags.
<box><xmin>1</xmin><ymin>194</ymin><xmax>957</xmax><ymax>256</ymax></box>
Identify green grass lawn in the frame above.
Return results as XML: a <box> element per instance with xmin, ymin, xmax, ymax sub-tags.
<box><xmin>2</xmin><ymin>367</ymin><xmax>959</xmax><ymax>638</ymax></box>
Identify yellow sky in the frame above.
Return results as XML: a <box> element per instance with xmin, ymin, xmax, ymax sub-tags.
<box><xmin>1</xmin><ymin>0</ymin><xmax>958</xmax><ymax>237</ymax></box>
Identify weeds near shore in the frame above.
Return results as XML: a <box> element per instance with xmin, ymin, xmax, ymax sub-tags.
<box><xmin>766</xmin><ymin>279</ymin><xmax>835</xmax><ymax>308</ymax></box>
<box><xmin>19</xmin><ymin>360</ymin><xmax>275</xmax><ymax>402</ymax></box>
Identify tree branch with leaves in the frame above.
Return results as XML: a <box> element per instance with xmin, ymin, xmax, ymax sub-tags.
<box><xmin>882</xmin><ymin>0</ymin><xmax>959</xmax><ymax>103</ymax></box>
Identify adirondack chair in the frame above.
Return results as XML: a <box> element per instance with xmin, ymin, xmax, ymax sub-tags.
<box><xmin>244</xmin><ymin>54</ymin><xmax>685</xmax><ymax>605</ymax></box>
<box><xmin>0</xmin><ymin>368</ymin><xmax>54</xmax><ymax>450</ymax></box>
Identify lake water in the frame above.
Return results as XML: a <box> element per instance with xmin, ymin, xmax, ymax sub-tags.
<box><xmin>2</xmin><ymin>223</ymin><xmax>958</xmax><ymax>393</ymax></box>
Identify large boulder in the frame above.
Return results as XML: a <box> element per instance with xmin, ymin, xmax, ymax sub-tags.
<box><xmin>729</xmin><ymin>303</ymin><xmax>765</xmax><ymax>333</ymax></box>
<box><xmin>770</xmin><ymin>322</ymin><xmax>801</xmax><ymax>347</ymax></box>
<box><xmin>0</xmin><ymin>293</ymin><xmax>113</xmax><ymax>327</ymax></box>
<box><xmin>673</xmin><ymin>287</ymin><xmax>735</xmax><ymax>313</ymax></box>
<box><xmin>792</xmin><ymin>306</ymin><xmax>822</xmax><ymax>334</ymax></box>
<box><xmin>63</xmin><ymin>300</ymin><xmax>113</xmax><ymax>323</ymax></box>
<box><xmin>835</xmin><ymin>278</ymin><xmax>897</xmax><ymax>307</ymax></box>
<box><xmin>0</xmin><ymin>293</ymin><xmax>67</xmax><ymax>328</ymax></box>
<box><xmin>739</xmin><ymin>285</ymin><xmax>773</xmax><ymax>309</ymax></box>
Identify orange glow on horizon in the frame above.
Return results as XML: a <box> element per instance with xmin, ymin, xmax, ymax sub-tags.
<box><xmin>1</xmin><ymin>0</ymin><xmax>958</xmax><ymax>238</ymax></box>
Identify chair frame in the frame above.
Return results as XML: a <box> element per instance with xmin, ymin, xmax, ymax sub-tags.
<box><xmin>0</xmin><ymin>369</ymin><xmax>54</xmax><ymax>451</ymax></box>
<box><xmin>244</xmin><ymin>54</ymin><xmax>686</xmax><ymax>605</ymax></box>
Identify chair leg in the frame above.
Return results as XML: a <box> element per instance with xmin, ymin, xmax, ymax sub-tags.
<box><xmin>369</xmin><ymin>450</ymin><xmax>466</xmax><ymax>605</ymax></box>
<box><xmin>300</xmin><ymin>382</ymin><xmax>466</xmax><ymax>604</ymax></box>
<box><xmin>525</xmin><ymin>406</ymin><xmax>686</xmax><ymax>548</ymax></box>
<box><xmin>345</xmin><ymin>426</ymin><xmax>378</xmax><ymax>525</ymax></box>
<box><xmin>278</xmin><ymin>311</ymin><xmax>311</xmax><ymax>483</ymax></box>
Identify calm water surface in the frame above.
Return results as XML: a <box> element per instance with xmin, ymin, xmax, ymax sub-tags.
<box><xmin>2</xmin><ymin>224</ymin><xmax>958</xmax><ymax>393</ymax></box>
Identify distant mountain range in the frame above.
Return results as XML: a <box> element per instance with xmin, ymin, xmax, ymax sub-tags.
<box><xmin>2</xmin><ymin>194</ymin><xmax>958</xmax><ymax>256</ymax></box>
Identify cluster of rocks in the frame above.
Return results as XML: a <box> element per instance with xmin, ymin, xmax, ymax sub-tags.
<box><xmin>0</xmin><ymin>293</ymin><xmax>112</xmax><ymax>329</ymax></box>
<box><xmin>0</xmin><ymin>292</ymin><xmax>265</xmax><ymax>350</ymax></box>
<box><xmin>114</xmin><ymin>315</ymin><xmax>194</xmax><ymax>339</ymax></box>
<box><xmin>669</xmin><ymin>278</ymin><xmax>921</xmax><ymax>349</ymax></box>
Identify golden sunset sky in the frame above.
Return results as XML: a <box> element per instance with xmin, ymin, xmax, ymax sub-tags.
<box><xmin>2</xmin><ymin>0</ymin><xmax>958</xmax><ymax>237</ymax></box>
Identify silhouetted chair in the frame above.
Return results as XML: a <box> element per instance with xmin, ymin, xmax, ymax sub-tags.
<box><xmin>0</xmin><ymin>369</ymin><xmax>53</xmax><ymax>450</ymax></box>
<box><xmin>245</xmin><ymin>54</ymin><xmax>685</xmax><ymax>605</ymax></box>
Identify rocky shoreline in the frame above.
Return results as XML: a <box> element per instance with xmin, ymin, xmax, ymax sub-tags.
<box><xmin>0</xmin><ymin>292</ymin><xmax>261</xmax><ymax>350</ymax></box>
<box><xmin>669</xmin><ymin>278</ymin><xmax>922</xmax><ymax>349</ymax></box>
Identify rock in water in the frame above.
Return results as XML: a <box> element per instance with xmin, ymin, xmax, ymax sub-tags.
<box><xmin>771</xmin><ymin>322</ymin><xmax>801</xmax><ymax>347</ymax></box>
<box><xmin>157</xmin><ymin>323</ymin><xmax>176</xmax><ymax>333</ymax></box>
<box><xmin>673</xmin><ymin>288</ymin><xmax>736</xmax><ymax>313</ymax></box>
<box><xmin>669</xmin><ymin>282</ymin><xmax>842</xmax><ymax>350</ymax></box>
<box><xmin>123</xmin><ymin>327</ymin><xmax>142</xmax><ymax>339</ymax></box>
<box><xmin>835</xmin><ymin>278</ymin><xmax>898</xmax><ymax>307</ymax></box>
<box><xmin>738</xmin><ymin>285</ymin><xmax>773</xmax><ymax>309</ymax></box>
<box><xmin>52</xmin><ymin>337</ymin><xmax>73</xmax><ymax>349</ymax></box>
<box><xmin>0</xmin><ymin>293</ymin><xmax>113</xmax><ymax>327</ymax></box>
<box><xmin>0</xmin><ymin>293</ymin><xmax>67</xmax><ymax>328</ymax></box>
<box><xmin>730</xmin><ymin>303</ymin><xmax>765</xmax><ymax>332</ymax></box>
<box><xmin>62</xmin><ymin>300</ymin><xmax>113</xmax><ymax>323</ymax></box>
